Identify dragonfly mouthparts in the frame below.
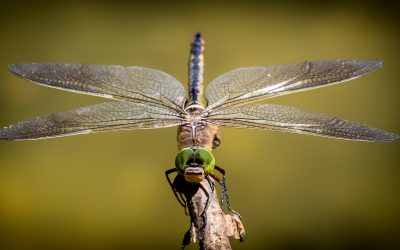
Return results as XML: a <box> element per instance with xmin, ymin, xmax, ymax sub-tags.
<box><xmin>184</xmin><ymin>166</ymin><xmax>205</xmax><ymax>183</ymax></box>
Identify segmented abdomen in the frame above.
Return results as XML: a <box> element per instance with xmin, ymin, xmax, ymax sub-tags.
<box><xmin>188</xmin><ymin>33</ymin><xmax>205</xmax><ymax>104</ymax></box>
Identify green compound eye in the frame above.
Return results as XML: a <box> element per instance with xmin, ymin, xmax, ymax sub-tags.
<box><xmin>175</xmin><ymin>148</ymin><xmax>194</xmax><ymax>175</ymax></box>
<box><xmin>194</xmin><ymin>147</ymin><xmax>215</xmax><ymax>175</ymax></box>
<box><xmin>174</xmin><ymin>147</ymin><xmax>216</xmax><ymax>176</ymax></box>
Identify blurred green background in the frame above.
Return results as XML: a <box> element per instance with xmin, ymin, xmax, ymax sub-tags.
<box><xmin>0</xmin><ymin>1</ymin><xmax>399</xmax><ymax>249</ymax></box>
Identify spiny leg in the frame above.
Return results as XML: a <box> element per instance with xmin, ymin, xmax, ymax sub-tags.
<box><xmin>198</xmin><ymin>181</ymin><xmax>211</xmax><ymax>231</ymax></box>
<box><xmin>165</xmin><ymin>168</ymin><xmax>188</xmax><ymax>214</ymax></box>
<box><xmin>213</xmin><ymin>165</ymin><xmax>228</xmax><ymax>209</ymax></box>
<box><xmin>182</xmin><ymin>205</ymin><xmax>195</xmax><ymax>249</ymax></box>
<box><xmin>213</xmin><ymin>165</ymin><xmax>227</xmax><ymax>208</ymax></box>
<box><xmin>179</xmin><ymin>181</ymin><xmax>210</xmax><ymax>238</ymax></box>
<box><xmin>209</xmin><ymin>173</ymin><xmax>224</xmax><ymax>206</ymax></box>
<box><xmin>166</xmin><ymin>169</ymin><xmax>193</xmax><ymax>248</ymax></box>
<box><xmin>211</xmin><ymin>165</ymin><xmax>241</xmax><ymax>219</ymax></box>
<box><xmin>206</xmin><ymin>174</ymin><xmax>215</xmax><ymax>192</ymax></box>
<box><xmin>181</xmin><ymin>228</ymin><xmax>191</xmax><ymax>249</ymax></box>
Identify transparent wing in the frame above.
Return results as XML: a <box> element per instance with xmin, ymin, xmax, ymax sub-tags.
<box><xmin>205</xmin><ymin>60</ymin><xmax>382</xmax><ymax>110</ymax></box>
<box><xmin>0</xmin><ymin>102</ymin><xmax>184</xmax><ymax>141</ymax></box>
<box><xmin>9</xmin><ymin>63</ymin><xmax>187</xmax><ymax>111</ymax></box>
<box><xmin>206</xmin><ymin>104</ymin><xmax>400</xmax><ymax>142</ymax></box>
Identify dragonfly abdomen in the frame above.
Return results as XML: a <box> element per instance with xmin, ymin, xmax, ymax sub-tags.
<box><xmin>188</xmin><ymin>33</ymin><xmax>205</xmax><ymax>105</ymax></box>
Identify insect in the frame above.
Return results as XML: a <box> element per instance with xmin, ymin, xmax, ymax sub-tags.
<box><xmin>1</xmin><ymin>33</ymin><xmax>399</xmax><ymax>218</ymax></box>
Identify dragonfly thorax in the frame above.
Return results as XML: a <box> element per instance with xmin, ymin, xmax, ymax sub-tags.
<box><xmin>178</xmin><ymin>105</ymin><xmax>221</xmax><ymax>151</ymax></box>
<box><xmin>183</xmin><ymin>105</ymin><xmax>206</xmax><ymax>130</ymax></box>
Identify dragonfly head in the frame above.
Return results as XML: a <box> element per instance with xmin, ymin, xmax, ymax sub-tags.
<box><xmin>175</xmin><ymin>147</ymin><xmax>215</xmax><ymax>183</ymax></box>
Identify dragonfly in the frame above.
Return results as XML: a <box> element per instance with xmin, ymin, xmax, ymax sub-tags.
<box><xmin>1</xmin><ymin>33</ymin><xmax>399</xmax><ymax>217</ymax></box>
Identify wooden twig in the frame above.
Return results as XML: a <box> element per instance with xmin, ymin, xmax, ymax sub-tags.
<box><xmin>175</xmin><ymin>177</ymin><xmax>245</xmax><ymax>249</ymax></box>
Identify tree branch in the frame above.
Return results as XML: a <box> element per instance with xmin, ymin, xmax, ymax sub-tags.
<box><xmin>175</xmin><ymin>177</ymin><xmax>245</xmax><ymax>249</ymax></box>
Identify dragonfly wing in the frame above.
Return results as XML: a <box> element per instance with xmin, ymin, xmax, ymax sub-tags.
<box><xmin>206</xmin><ymin>104</ymin><xmax>400</xmax><ymax>142</ymax></box>
<box><xmin>205</xmin><ymin>60</ymin><xmax>382</xmax><ymax>110</ymax></box>
<box><xmin>9</xmin><ymin>63</ymin><xmax>187</xmax><ymax>111</ymax></box>
<box><xmin>0</xmin><ymin>102</ymin><xmax>183</xmax><ymax>141</ymax></box>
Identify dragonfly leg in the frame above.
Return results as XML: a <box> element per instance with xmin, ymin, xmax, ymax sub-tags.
<box><xmin>211</xmin><ymin>165</ymin><xmax>242</xmax><ymax>219</ymax></box>
<box><xmin>209</xmin><ymin>173</ymin><xmax>225</xmax><ymax>207</ymax></box>
<box><xmin>182</xmin><ymin>228</ymin><xmax>191</xmax><ymax>249</ymax></box>
<box><xmin>206</xmin><ymin>174</ymin><xmax>215</xmax><ymax>192</ymax></box>
<box><xmin>165</xmin><ymin>168</ymin><xmax>188</xmax><ymax>214</ymax></box>
<box><xmin>198</xmin><ymin>181</ymin><xmax>211</xmax><ymax>231</ymax></box>
<box><xmin>165</xmin><ymin>169</ymin><xmax>191</xmax><ymax>248</ymax></box>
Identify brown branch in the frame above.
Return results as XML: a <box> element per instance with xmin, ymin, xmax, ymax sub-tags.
<box><xmin>176</xmin><ymin>177</ymin><xmax>245</xmax><ymax>249</ymax></box>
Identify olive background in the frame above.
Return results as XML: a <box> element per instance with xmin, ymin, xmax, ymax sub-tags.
<box><xmin>0</xmin><ymin>1</ymin><xmax>399</xmax><ymax>249</ymax></box>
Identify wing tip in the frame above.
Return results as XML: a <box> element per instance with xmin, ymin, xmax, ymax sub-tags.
<box><xmin>8</xmin><ymin>63</ymin><xmax>31</xmax><ymax>78</ymax></box>
<box><xmin>363</xmin><ymin>126</ymin><xmax>400</xmax><ymax>142</ymax></box>
<box><xmin>372</xmin><ymin>132</ymin><xmax>400</xmax><ymax>142</ymax></box>
<box><xmin>9</xmin><ymin>63</ymin><xmax>47</xmax><ymax>78</ymax></box>
<box><xmin>8</xmin><ymin>63</ymin><xmax>19</xmax><ymax>74</ymax></box>
<box><xmin>0</xmin><ymin>125</ymin><xmax>94</xmax><ymax>141</ymax></box>
<box><xmin>367</xmin><ymin>59</ymin><xmax>383</xmax><ymax>70</ymax></box>
<box><xmin>0</xmin><ymin>127</ymin><xmax>15</xmax><ymax>141</ymax></box>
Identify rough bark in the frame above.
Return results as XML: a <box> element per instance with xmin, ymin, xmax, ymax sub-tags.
<box><xmin>177</xmin><ymin>178</ymin><xmax>245</xmax><ymax>249</ymax></box>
